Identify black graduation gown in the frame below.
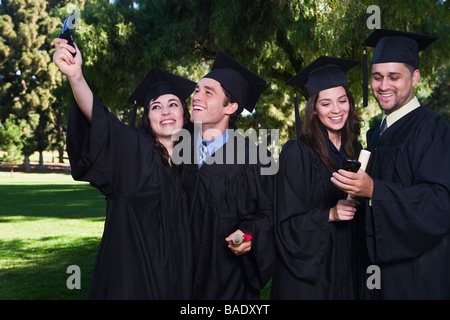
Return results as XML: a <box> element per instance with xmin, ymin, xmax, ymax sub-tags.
<box><xmin>181</xmin><ymin>133</ymin><xmax>275</xmax><ymax>300</ymax></box>
<box><xmin>364</xmin><ymin>106</ymin><xmax>450</xmax><ymax>299</ymax></box>
<box><xmin>271</xmin><ymin>137</ymin><xmax>357</xmax><ymax>300</ymax></box>
<box><xmin>67</xmin><ymin>97</ymin><xmax>193</xmax><ymax>299</ymax></box>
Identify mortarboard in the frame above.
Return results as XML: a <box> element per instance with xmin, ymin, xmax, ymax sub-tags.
<box><xmin>362</xmin><ymin>29</ymin><xmax>438</xmax><ymax>107</ymax></box>
<box><xmin>202</xmin><ymin>50</ymin><xmax>266</xmax><ymax>113</ymax></box>
<box><xmin>286</xmin><ymin>56</ymin><xmax>360</xmax><ymax>97</ymax></box>
<box><xmin>285</xmin><ymin>56</ymin><xmax>360</xmax><ymax>136</ymax></box>
<box><xmin>127</xmin><ymin>68</ymin><xmax>197</xmax><ymax>126</ymax></box>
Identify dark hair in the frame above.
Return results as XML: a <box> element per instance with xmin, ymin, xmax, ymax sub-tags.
<box><xmin>300</xmin><ymin>86</ymin><xmax>361</xmax><ymax>172</ymax></box>
<box><xmin>219</xmin><ymin>85</ymin><xmax>242</xmax><ymax>129</ymax></box>
<box><xmin>137</xmin><ymin>95</ymin><xmax>191</xmax><ymax>171</ymax></box>
<box><xmin>403</xmin><ymin>63</ymin><xmax>417</xmax><ymax>75</ymax></box>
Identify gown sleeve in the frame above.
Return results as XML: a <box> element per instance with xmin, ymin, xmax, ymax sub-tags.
<box><xmin>66</xmin><ymin>96</ymin><xmax>152</xmax><ymax>197</ymax></box>
<box><xmin>369</xmin><ymin>112</ymin><xmax>450</xmax><ymax>263</ymax></box>
<box><xmin>274</xmin><ymin>140</ymin><xmax>330</xmax><ymax>282</ymax></box>
<box><xmin>232</xmin><ymin>154</ymin><xmax>275</xmax><ymax>290</ymax></box>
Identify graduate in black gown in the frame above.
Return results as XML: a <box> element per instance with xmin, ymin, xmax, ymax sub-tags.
<box><xmin>271</xmin><ymin>57</ymin><xmax>362</xmax><ymax>299</ymax></box>
<box><xmin>181</xmin><ymin>50</ymin><xmax>275</xmax><ymax>299</ymax></box>
<box><xmin>53</xmin><ymin>38</ymin><xmax>195</xmax><ymax>299</ymax></box>
<box><xmin>331</xmin><ymin>29</ymin><xmax>450</xmax><ymax>299</ymax></box>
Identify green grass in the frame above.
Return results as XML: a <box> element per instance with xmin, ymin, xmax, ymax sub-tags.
<box><xmin>27</xmin><ymin>151</ymin><xmax>69</xmax><ymax>163</ymax></box>
<box><xmin>0</xmin><ymin>171</ymin><xmax>272</xmax><ymax>300</ymax></box>
<box><xmin>0</xmin><ymin>172</ymin><xmax>105</xmax><ymax>299</ymax></box>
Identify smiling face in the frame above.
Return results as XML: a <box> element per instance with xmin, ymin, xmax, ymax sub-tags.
<box><xmin>190</xmin><ymin>77</ymin><xmax>237</xmax><ymax>135</ymax></box>
<box><xmin>371</xmin><ymin>62</ymin><xmax>420</xmax><ymax>115</ymax></box>
<box><xmin>315</xmin><ymin>86</ymin><xmax>350</xmax><ymax>137</ymax></box>
<box><xmin>148</xmin><ymin>94</ymin><xmax>184</xmax><ymax>140</ymax></box>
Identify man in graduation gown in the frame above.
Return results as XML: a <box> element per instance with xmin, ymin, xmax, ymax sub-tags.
<box><xmin>180</xmin><ymin>50</ymin><xmax>275</xmax><ymax>299</ymax></box>
<box><xmin>331</xmin><ymin>29</ymin><xmax>450</xmax><ymax>299</ymax></box>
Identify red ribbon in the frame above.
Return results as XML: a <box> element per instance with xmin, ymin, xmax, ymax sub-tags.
<box><xmin>242</xmin><ymin>233</ymin><xmax>252</xmax><ymax>242</ymax></box>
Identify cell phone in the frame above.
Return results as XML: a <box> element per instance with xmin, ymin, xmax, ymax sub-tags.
<box><xmin>59</xmin><ymin>14</ymin><xmax>76</xmax><ymax>56</ymax></box>
<box><xmin>342</xmin><ymin>159</ymin><xmax>361</xmax><ymax>173</ymax></box>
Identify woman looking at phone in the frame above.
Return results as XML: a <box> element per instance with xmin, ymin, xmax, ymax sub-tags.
<box><xmin>271</xmin><ymin>56</ymin><xmax>362</xmax><ymax>299</ymax></box>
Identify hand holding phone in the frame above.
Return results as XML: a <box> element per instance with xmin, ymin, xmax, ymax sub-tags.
<box><xmin>342</xmin><ymin>159</ymin><xmax>361</xmax><ymax>173</ymax></box>
<box><xmin>58</xmin><ymin>14</ymin><xmax>76</xmax><ymax>56</ymax></box>
<box><xmin>342</xmin><ymin>150</ymin><xmax>371</xmax><ymax>200</ymax></box>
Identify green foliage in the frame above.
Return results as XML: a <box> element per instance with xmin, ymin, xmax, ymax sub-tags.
<box><xmin>0</xmin><ymin>0</ymin><xmax>66</xmax><ymax>166</ymax></box>
<box><xmin>1</xmin><ymin>0</ymin><xmax>448</xmax><ymax>157</ymax></box>
<box><xmin>0</xmin><ymin>115</ymin><xmax>24</xmax><ymax>167</ymax></box>
<box><xmin>420</xmin><ymin>67</ymin><xmax>450</xmax><ymax>119</ymax></box>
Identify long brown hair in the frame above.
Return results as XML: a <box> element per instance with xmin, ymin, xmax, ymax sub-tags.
<box><xmin>300</xmin><ymin>86</ymin><xmax>361</xmax><ymax>172</ymax></box>
<box><xmin>137</xmin><ymin>96</ymin><xmax>191</xmax><ymax>170</ymax></box>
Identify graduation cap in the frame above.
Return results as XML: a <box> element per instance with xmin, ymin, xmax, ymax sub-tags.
<box><xmin>202</xmin><ymin>50</ymin><xmax>266</xmax><ymax>113</ymax></box>
<box><xmin>362</xmin><ymin>29</ymin><xmax>438</xmax><ymax>107</ymax></box>
<box><xmin>127</xmin><ymin>68</ymin><xmax>197</xmax><ymax>126</ymax></box>
<box><xmin>285</xmin><ymin>56</ymin><xmax>360</xmax><ymax>137</ymax></box>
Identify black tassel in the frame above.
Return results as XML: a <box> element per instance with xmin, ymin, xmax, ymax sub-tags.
<box><xmin>130</xmin><ymin>101</ymin><xmax>137</xmax><ymax>127</ymax></box>
<box><xmin>363</xmin><ymin>46</ymin><xmax>368</xmax><ymax>107</ymax></box>
<box><xmin>294</xmin><ymin>91</ymin><xmax>301</xmax><ymax>138</ymax></box>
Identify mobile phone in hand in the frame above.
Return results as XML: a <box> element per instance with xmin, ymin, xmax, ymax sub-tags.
<box><xmin>342</xmin><ymin>159</ymin><xmax>361</xmax><ymax>173</ymax></box>
<box><xmin>59</xmin><ymin>14</ymin><xmax>76</xmax><ymax>56</ymax></box>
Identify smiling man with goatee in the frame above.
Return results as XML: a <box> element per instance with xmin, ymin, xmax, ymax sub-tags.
<box><xmin>331</xmin><ymin>29</ymin><xmax>450</xmax><ymax>300</ymax></box>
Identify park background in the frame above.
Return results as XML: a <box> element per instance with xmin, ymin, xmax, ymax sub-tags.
<box><xmin>0</xmin><ymin>0</ymin><xmax>449</xmax><ymax>300</ymax></box>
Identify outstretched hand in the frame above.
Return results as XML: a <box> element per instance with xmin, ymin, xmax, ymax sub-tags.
<box><xmin>52</xmin><ymin>38</ymin><xmax>93</xmax><ymax>122</ymax></box>
<box><xmin>53</xmin><ymin>38</ymin><xmax>82</xmax><ymax>79</ymax></box>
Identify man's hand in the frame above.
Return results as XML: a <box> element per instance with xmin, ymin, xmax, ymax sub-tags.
<box><xmin>331</xmin><ymin>169</ymin><xmax>374</xmax><ymax>198</ymax></box>
<box><xmin>226</xmin><ymin>229</ymin><xmax>252</xmax><ymax>256</ymax></box>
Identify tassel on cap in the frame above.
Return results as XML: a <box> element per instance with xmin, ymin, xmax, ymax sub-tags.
<box><xmin>130</xmin><ymin>101</ymin><xmax>137</xmax><ymax>127</ymax></box>
<box><xmin>363</xmin><ymin>46</ymin><xmax>368</xmax><ymax>108</ymax></box>
<box><xmin>294</xmin><ymin>91</ymin><xmax>301</xmax><ymax>138</ymax></box>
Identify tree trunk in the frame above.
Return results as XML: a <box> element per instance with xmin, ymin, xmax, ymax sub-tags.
<box><xmin>23</xmin><ymin>154</ymin><xmax>31</xmax><ymax>173</ymax></box>
<box><xmin>56</xmin><ymin>104</ymin><xmax>65</xmax><ymax>163</ymax></box>
<box><xmin>39</xmin><ymin>150</ymin><xmax>45</xmax><ymax>170</ymax></box>
<box><xmin>58</xmin><ymin>146</ymin><xmax>64</xmax><ymax>163</ymax></box>
<box><xmin>10</xmin><ymin>152</ymin><xmax>15</xmax><ymax>178</ymax></box>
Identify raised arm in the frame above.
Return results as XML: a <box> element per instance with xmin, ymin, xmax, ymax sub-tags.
<box><xmin>53</xmin><ymin>38</ymin><xmax>93</xmax><ymax>122</ymax></box>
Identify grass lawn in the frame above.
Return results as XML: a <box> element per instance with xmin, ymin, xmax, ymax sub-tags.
<box><xmin>0</xmin><ymin>172</ymin><xmax>105</xmax><ymax>299</ymax></box>
<box><xmin>0</xmin><ymin>171</ymin><xmax>272</xmax><ymax>300</ymax></box>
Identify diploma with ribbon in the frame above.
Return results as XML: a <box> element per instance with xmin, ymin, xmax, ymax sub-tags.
<box><xmin>232</xmin><ymin>233</ymin><xmax>253</xmax><ymax>247</ymax></box>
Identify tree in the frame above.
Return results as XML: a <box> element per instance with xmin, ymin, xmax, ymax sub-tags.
<box><xmin>0</xmin><ymin>0</ymin><xmax>64</xmax><ymax>168</ymax></box>
<box><xmin>420</xmin><ymin>67</ymin><xmax>450</xmax><ymax>119</ymax></box>
<box><xmin>3</xmin><ymin>0</ymin><xmax>447</xmax><ymax>163</ymax></box>
<box><xmin>0</xmin><ymin>115</ymin><xmax>23</xmax><ymax>177</ymax></box>
<box><xmin>111</xmin><ymin>0</ymin><xmax>449</xmax><ymax>147</ymax></box>
<box><xmin>19</xmin><ymin>110</ymin><xmax>39</xmax><ymax>172</ymax></box>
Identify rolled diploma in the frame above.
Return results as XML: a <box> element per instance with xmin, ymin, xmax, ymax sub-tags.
<box><xmin>232</xmin><ymin>233</ymin><xmax>244</xmax><ymax>246</ymax></box>
<box><xmin>347</xmin><ymin>150</ymin><xmax>371</xmax><ymax>200</ymax></box>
